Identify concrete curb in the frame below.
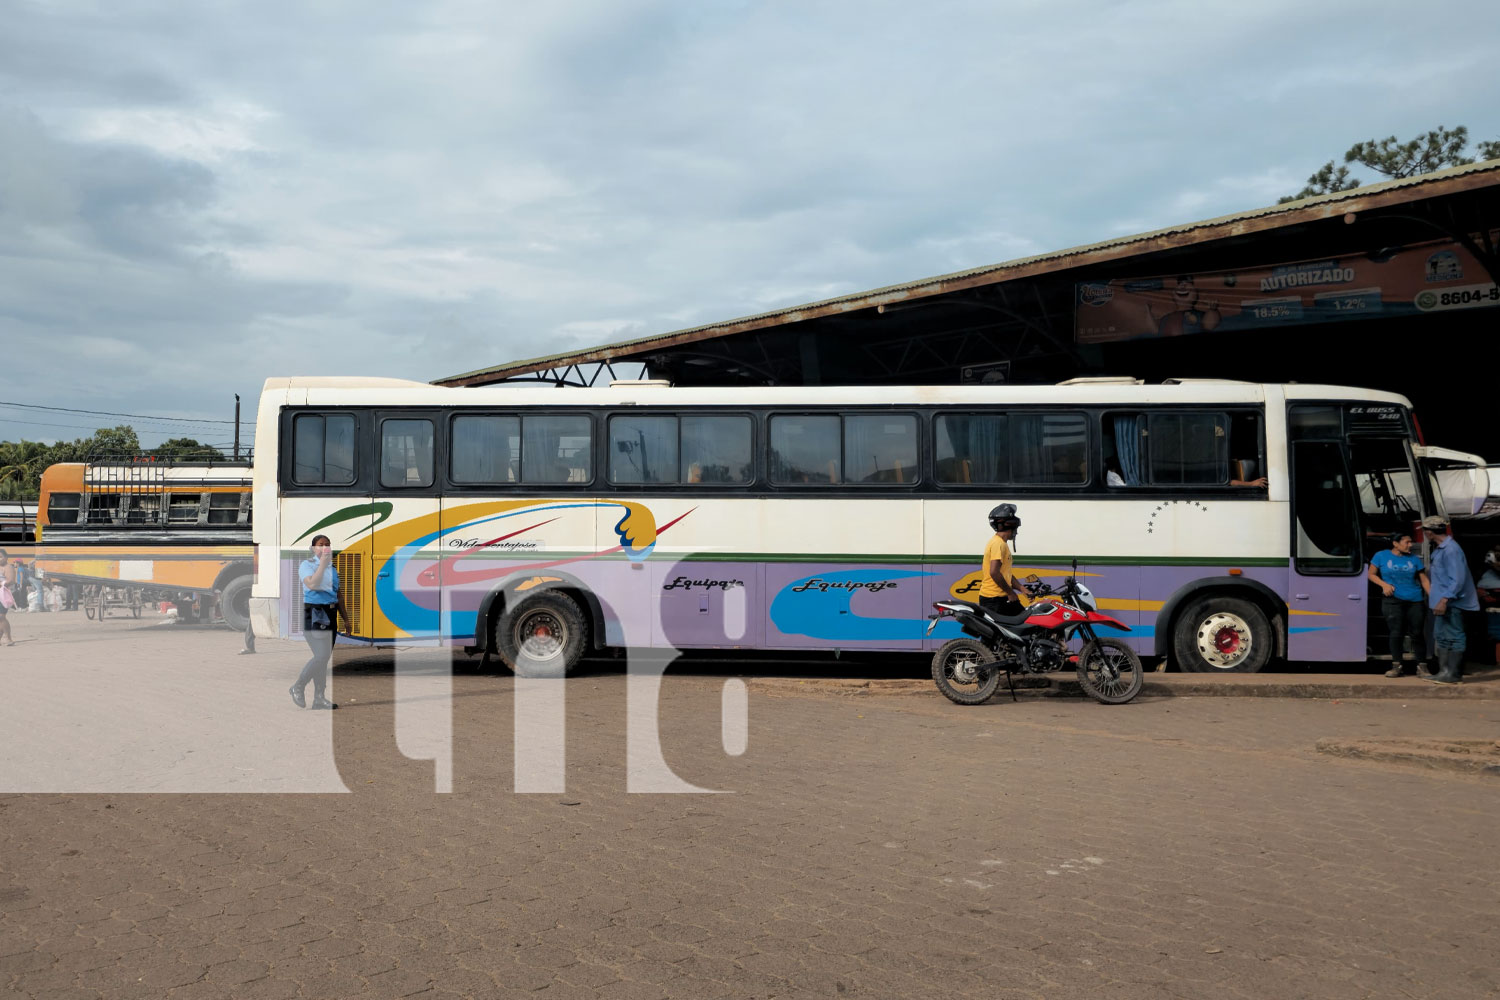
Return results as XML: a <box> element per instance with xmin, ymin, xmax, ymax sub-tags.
<box><xmin>1316</xmin><ymin>738</ymin><xmax>1500</xmax><ymax>777</ymax></box>
<box><xmin>747</xmin><ymin>672</ymin><xmax>1500</xmax><ymax>700</ymax></box>
<box><xmin>1132</xmin><ymin>678</ymin><xmax>1500</xmax><ymax>700</ymax></box>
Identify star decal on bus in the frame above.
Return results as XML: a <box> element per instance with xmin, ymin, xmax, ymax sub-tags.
<box><xmin>1146</xmin><ymin>500</ymin><xmax>1208</xmax><ymax>534</ymax></box>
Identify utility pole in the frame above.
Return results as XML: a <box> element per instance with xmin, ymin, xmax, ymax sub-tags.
<box><xmin>233</xmin><ymin>394</ymin><xmax>241</xmax><ymax>460</ymax></box>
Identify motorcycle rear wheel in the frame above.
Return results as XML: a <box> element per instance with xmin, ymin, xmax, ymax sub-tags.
<box><xmin>931</xmin><ymin>638</ymin><xmax>1001</xmax><ymax>705</ymax></box>
<box><xmin>1076</xmin><ymin>637</ymin><xmax>1144</xmax><ymax>705</ymax></box>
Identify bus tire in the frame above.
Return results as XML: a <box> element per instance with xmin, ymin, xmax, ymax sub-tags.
<box><xmin>496</xmin><ymin>592</ymin><xmax>588</xmax><ymax>679</ymax></box>
<box><xmin>219</xmin><ymin>575</ymin><xmax>252</xmax><ymax>633</ymax></box>
<box><xmin>1173</xmin><ymin>596</ymin><xmax>1272</xmax><ymax>673</ymax></box>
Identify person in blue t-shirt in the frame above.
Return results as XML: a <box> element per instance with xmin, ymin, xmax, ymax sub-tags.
<box><xmin>290</xmin><ymin>534</ymin><xmax>344</xmax><ymax>710</ymax></box>
<box><xmin>1367</xmin><ymin>532</ymin><xmax>1431</xmax><ymax>678</ymax></box>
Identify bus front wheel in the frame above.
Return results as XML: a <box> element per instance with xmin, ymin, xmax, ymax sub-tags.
<box><xmin>1173</xmin><ymin>596</ymin><xmax>1272</xmax><ymax>673</ymax></box>
<box><xmin>496</xmin><ymin>592</ymin><xmax>588</xmax><ymax>679</ymax></box>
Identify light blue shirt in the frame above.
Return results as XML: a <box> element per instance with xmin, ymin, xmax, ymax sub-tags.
<box><xmin>1428</xmin><ymin>538</ymin><xmax>1478</xmax><ymax>611</ymax></box>
<box><xmin>299</xmin><ymin>557</ymin><xmax>339</xmax><ymax>605</ymax></box>
<box><xmin>1370</xmin><ymin>550</ymin><xmax>1424</xmax><ymax>602</ymax></box>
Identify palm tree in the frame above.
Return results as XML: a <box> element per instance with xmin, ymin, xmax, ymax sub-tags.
<box><xmin>0</xmin><ymin>442</ymin><xmax>51</xmax><ymax>500</ymax></box>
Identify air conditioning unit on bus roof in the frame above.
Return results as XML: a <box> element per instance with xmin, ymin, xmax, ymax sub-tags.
<box><xmin>610</xmin><ymin>379</ymin><xmax>673</xmax><ymax>388</ymax></box>
<box><xmin>1160</xmin><ymin>377</ymin><xmax>1253</xmax><ymax>384</ymax></box>
<box><xmin>1055</xmin><ymin>376</ymin><xmax>1143</xmax><ymax>385</ymax></box>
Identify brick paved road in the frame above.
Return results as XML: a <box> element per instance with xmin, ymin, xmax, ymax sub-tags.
<box><xmin>2</xmin><ymin>614</ymin><xmax>1499</xmax><ymax>999</ymax></box>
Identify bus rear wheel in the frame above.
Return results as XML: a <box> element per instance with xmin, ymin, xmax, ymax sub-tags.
<box><xmin>219</xmin><ymin>576</ymin><xmax>252</xmax><ymax>633</ymax></box>
<box><xmin>496</xmin><ymin>592</ymin><xmax>588</xmax><ymax>679</ymax></box>
<box><xmin>1173</xmin><ymin>596</ymin><xmax>1272</xmax><ymax>673</ymax></box>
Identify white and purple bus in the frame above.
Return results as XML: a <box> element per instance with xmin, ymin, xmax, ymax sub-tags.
<box><xmin>249</xmin><ymin>377</ymin><xmax>1486</xmax><ymax>674</ymax></box>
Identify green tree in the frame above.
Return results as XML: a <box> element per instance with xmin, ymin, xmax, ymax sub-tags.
<box><xmin>0</xmin><ymin>425</ymin><xmax>143</xmax><ymax>499</ymax></box>
<box><xmin>0</xmin><ymin>439</ymin><xmax>60</xmax><ymax>501</ymax></box>
<box><xmin>82</xmin><ymin>426</ymin><xmax>142</xmax><ymax>458</ymax></box>
<box><xmin>150</xmin><ymin>438</ymin><xmax>226</xmax><ymax>461</ymax></box>
<box><xmin>1279</xmin><ymin>125</ymin><xmax>1500</xmax><ymax>203</ymax></box>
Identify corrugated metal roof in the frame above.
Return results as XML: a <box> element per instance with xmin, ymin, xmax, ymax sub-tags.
<box><xmin>438</xmin><ymin>159</ymin><xmax>1500</xmax><ymax>385</ymax></box>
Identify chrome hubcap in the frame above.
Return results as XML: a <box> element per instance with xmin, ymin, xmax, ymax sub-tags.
<box><xmin>1195</xmin><ymin>612</ymin><xmax>1252</xmax><ymax>668</ymax></box>
<box><xmin>515</xmin><ymin>610</ymin><xmax>565</xmax><ymax>661</ymax></box>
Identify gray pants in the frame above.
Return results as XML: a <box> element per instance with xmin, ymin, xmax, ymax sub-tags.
<box><xmin>1381</xmin><ymin>596</ymin><xmax>1425</xmax><ymax>662</ymax></box>
<box><xmin>295</xmin><ymin>629</ymin><xmax>334</xmax><ymax>700</ymax></box>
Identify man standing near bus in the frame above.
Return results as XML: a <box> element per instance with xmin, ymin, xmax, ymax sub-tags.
<box><xmin>979</xmin><ymin>504</ymin><xmax>1025</xmax><ymax>618</ymax></box>
<box><xmin>1423</xmin><ymin>515</ymin><xmax>1478</xmax><ymax>685</ymax></box>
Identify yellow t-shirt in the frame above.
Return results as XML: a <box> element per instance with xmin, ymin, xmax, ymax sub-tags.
<box><xmin>979</xmin><ymin>534</ymin><xmax>1013</xmax><ymax>599</ymax></box>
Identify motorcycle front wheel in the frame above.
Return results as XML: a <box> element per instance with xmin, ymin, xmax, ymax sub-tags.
<box><xmin>931</xmin><ymin>638</ymin><xmax>1001</xmax><ymax>705</ymax></box>
<box><xmin>1076</xmin><ymin>637</ymin><xmax>1144</xmax><ymax>705</ymax></box>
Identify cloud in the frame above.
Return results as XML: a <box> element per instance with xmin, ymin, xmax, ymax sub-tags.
<box><xmin>0</xmin><ymin>0</ymin><xmax>1497</xmax><ymax>446</ymax></box>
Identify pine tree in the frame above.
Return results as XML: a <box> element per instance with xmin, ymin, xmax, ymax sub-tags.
<box><xmin>1280</xmin><ymin>126</ymin><xmax>1498</xmax><ymax>203</ymax></box>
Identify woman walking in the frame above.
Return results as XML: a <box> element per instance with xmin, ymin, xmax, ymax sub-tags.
<box><xmin>290</xmin><ymin>535</ymin><xmax>342</xmax><ymax>710</ymax></box>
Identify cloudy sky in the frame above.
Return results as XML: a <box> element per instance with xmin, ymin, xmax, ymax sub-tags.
<box><xmin>2</xmin><ymin>0</ymin><xmax>1496</xmax><ymax>450</ymax></box>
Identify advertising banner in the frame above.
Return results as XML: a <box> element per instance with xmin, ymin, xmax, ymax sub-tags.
<box><xmin>1075</xmin><ymin>235</ymin><xmax>1499</xmax><ymax>344</ymax></box>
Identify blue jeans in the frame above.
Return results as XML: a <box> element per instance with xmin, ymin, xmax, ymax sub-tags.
<box><xmin>1432</xmin><ymin>607</ymin><xmax>1467</xmax><ymax>652</ymax></box>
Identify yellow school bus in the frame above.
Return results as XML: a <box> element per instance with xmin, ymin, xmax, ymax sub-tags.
<box><xmin>36</xmin><ymin>460</ymin><xmax>254</xmax><ymax>629</ymax></box>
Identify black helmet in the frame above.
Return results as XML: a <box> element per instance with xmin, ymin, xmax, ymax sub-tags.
<box><xmin>988</xmin><ymin>503</ymin><xmax>1020</xmax><ymax>533</ymax></box>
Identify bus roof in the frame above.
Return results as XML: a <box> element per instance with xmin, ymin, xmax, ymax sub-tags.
<box><xmin>40</xmin><ymin>461</ymin><xmax>252</xmax><ymax>489</ymax></box>
<box><xmin>262</xmin><ymin>376</ymin><xmax>1414</xmax><ymax>411</ymax></box>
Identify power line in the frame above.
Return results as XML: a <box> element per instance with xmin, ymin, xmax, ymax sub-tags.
<box><xmin>0</xmin><ymin>417</ymin><xmax>255</xmax><ymax>442</ymax></box>
<box><xmin>0</xmin><ymin>418</ymin><xmax>250</xmax><ymax>436</ymax></box>
<box><xmin>0</xmin><ymin>399</ymin><xmax>240</xmax><ymax>425</ymax></box>
<box><xmin>0</xmin><ymin>417</ymin><xmax>149</xmax><ymax>433</ymax></box>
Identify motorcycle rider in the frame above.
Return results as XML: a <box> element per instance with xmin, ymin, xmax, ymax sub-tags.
<box><xmin>979</xmin><ymin>504</ymin><xmax>1025</xmax><ymax>618</ymax></box>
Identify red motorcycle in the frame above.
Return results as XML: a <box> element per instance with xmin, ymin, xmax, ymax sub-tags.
<box><xmin>926</xmin><ymin>565</ymin><xmax>1143</xmax><ymax>705</ymax></box>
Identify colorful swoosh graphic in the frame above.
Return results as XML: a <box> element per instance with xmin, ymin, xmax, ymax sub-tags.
<box><xmin>415</xmin><ymin>519</ymin><xmax>559</xmax><ymax>586</ymax></box>
<box><xmin>355</xmin><ymin>500</ymin><xmax>690</xmax><ymax>639</ymax></box>
<box><xmin>294</xmin><ymin>501</ymin><xmax>394</xmax><ymax>543</ymax></box>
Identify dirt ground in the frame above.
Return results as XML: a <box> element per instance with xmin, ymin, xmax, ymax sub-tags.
<box><xmin>2</xmin><ymin>610</ymin><xmax>1498</xmax><ymax>998</ymax></box>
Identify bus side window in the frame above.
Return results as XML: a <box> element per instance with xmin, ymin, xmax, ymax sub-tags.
<box><xmin>610</xmin><ymin>415</ymin><xmax>678</xmax><ymax>484</ymax></box>
<box><xmin>1102</xmin><ymin>413</ymin><xmax>1145</xmax><ymax>485</ymax></box>
<box><xmin>681</xmin><ymin>415</ymin><xmax>753</xmax><ymax>485</ymax></box>
<box><xmin>845</xmin><ymin>415</ymin><xmax>917</xmax><ymax>484</ymax></box>
<box><xmin>87</xmin><ymin>494</ymin><xmax>120</xmax><ymax>524</ymax></box>
<box><xmin>293</xmin><ymin>413</ymin><xmax>357</xmax><ymax>486</ymax></box>
<box><xmin>1106</xmin><ymin>410</ymin><xmax>1253</xmax><ymax>488</ymax></box>
<box><xmin>1229</xmin><ymin>412</ymin><xmax>1263</xmax><ymax>486</ymax></box>
<box><xmin>207</xmin><ymin>492</ymin><xmax>243</xmax><ymax>524</ymax></box>
<box><xmin>770</xmin><ymin>416</ymin><xmax>841</xmax><ymax>484</ymax></box>
<box><xmin>1011</xmin><ymin>412</ymin><xmax>1087</xmax><ymax>485</ymax></box>
<box><xmin>168</xmin><ymin>493</ymin><xmax>201</xmax><ymax>524</ymax></box>
<box><xmin>451</xmin><ymin>415</ymin><xmax>520</xmax><ymax>484</ymax></box>
<box><xmin>934</xmin><ymin>413</ymin><xmax>1006</xmax><ymax>484</ymax></box>
<box><xmin>1148</xmin><ymin>412</ymin><xmax>1228</xmax><ymax>485</ymax></box>
<box><xmin>380</xmin><ymin>418</ymin><xmax>435</xmax><ymax>489</ymax></box>
<box><xmin>522</xmin><ymin>415</ymin><xmax>592</xmax><ymax>485</ymax></box>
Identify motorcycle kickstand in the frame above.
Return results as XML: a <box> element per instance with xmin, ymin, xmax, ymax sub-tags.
<box><xmin>1005</xmin><ymin>668</ymin><xmax>1018</xmax><ymax>702</ymax></box>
